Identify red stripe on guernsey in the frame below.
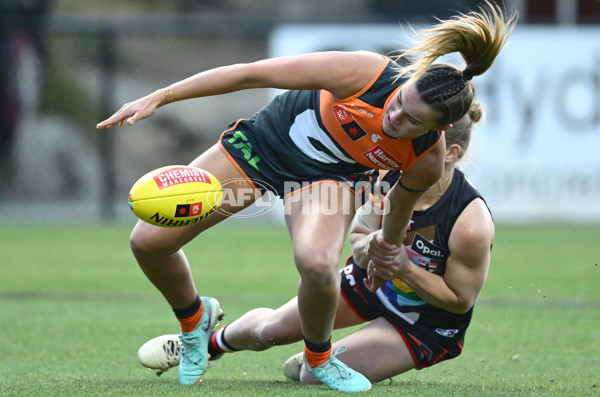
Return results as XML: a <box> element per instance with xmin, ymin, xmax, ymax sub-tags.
<box><xmin>153</xmin><ymin>167</ymin><xmax>212</xmax><ymax>190</ymax></box>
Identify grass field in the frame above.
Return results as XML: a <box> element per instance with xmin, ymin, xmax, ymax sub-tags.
<box><xmin>1</xmin><ymin>223</ymin><xmax>599</xmax><ymax>396</ymax></box>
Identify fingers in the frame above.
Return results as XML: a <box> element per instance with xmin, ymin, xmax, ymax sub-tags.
<box><xmin>96</xmin><ymin>116</ymin><xmax>123</xmax><ymax>129</ymax></box>
<box><xmin>364</xmin><ymin>273</ymin><xmax>384</xmax><ymax>293</ymax></box>
<box><xmin>97</xmin><ymin>109</ymin><xmax>136</xmax><ymax>130</ymax></box>
<box><xmin>374</xmin><ymin>233</ymin><xmax>398</xmax><ymax>251</ymax></box>
<box><xmin>363</xmin><ymin>261</ymin><xmax>387</xmax><ymax>292</ymax></box>
<box><xmin>97</xmin><ymin>95</ymin><xmax>155</xmax><ymax>129</ymax></box>
<box><xmin>367</xmin><ymin>230</ymin><xmax>401</xmax><ymax>259</ymax></box>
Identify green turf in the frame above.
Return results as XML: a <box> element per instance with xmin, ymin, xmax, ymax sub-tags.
<box><xmin>1</xmin><ymin>223</ymin><xmax>599</xmax><ymax>396</ymax></box>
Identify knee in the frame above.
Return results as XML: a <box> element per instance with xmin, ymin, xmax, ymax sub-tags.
<box><xmin>130</xmin><ymin>226</ymin><xmax>151</xmax><ymax>259</ymax></box>
<box><xmin>254</xmin><ymin>316</ymin><xmax>279</xmax><ymax>347</ymax></box>
<box><xmin>241</xmin><ymin>308</ymin><xmax>284</xmax><ymax>349</ymax></box>
<box><xmin>129</xmin><ymin>223</ymin><xmax>176</xmax><ymax>259</ymax></box>
<box><xmin>294</xmin><ymin>248</ymin><xmax>340</xmax><ymax>286</ymax></box>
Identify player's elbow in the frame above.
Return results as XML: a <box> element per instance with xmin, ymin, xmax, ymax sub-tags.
<box><xmin>446</xmin><ymin>295</ymin><xmax>477</xmax><ymax>314</ymax></box>
<box><xmin>447</xmin><ymin>303</ymin><xmax>473</xmax><ymax>314</ymax></box>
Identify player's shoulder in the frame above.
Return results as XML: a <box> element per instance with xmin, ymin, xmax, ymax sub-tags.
<box><xmin>452</xmin><ymin>197</ymin><xmax>495</xmax><ymax>248</ymax></box>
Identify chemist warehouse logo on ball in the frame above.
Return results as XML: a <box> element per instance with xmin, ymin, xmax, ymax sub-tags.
<box><xmin>153</xmin><ymin>167</ymin><xmax>212</xmax><ymax>190</ymax></box>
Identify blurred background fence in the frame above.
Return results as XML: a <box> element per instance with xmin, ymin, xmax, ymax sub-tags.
<box><xmin>1</xmin><ymin>0</ymin><xmax>600</xmax><ymax>225</ymax></box>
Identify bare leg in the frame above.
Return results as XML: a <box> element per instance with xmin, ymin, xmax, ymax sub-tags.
<box><xmin>284</xmin><ymin>183</ymin><xmax>356</xmax><ymax>344</ymax></box>
<box><xmin>221</xmin><ymin>292</ymin><xmax>365</xmax><ymax>351</ymax></box>
<box><xmin>130</xmin><ymin>144</ymin><xmax>257</xmax><ymax>308</ymax></box>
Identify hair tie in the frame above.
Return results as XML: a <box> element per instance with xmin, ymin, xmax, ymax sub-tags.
<box><xmin>462</xmin><ymin>69</ymin><xmax>474</xmax><ymax>81</ymax></box>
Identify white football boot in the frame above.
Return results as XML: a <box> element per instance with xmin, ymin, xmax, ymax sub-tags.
<box><xmin>137</xmin><ymin>334</ymin><xmax>181</xmax><ymax>376</ymax></box>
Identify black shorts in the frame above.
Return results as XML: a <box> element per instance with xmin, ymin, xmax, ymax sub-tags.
<box><xmin>219</xmin><ymin>120</ymin><xmax>375</xmax><ymax>199</ymax></box>
<box><xmin>340</xmin><ymin>256</ymin><xmax>466</xmax><ymax>369</ymax></box>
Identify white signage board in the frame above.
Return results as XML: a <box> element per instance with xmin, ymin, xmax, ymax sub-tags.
<box><xmin>269</xmin><ymin>25</ymin><xmax>600</xmax><ymax>223</ymax></box>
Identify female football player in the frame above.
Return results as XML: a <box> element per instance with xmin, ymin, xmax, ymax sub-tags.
<box><xmin>97</xmin><ymin>1</ymin><xmax>514</xmax><ymax>391</ymax></box>
<box><xmin>139</xmin><ymin>101</ymin><xmax>494</xmax><ymax>384</ymax></box>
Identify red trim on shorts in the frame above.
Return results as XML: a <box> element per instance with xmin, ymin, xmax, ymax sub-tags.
<box><xmin>340</xmin><ymin>287</ymin><xmax>371</xmax><ymax>322</ymax></box>
<box><xmin>430</xmin><ymin>348</ymin><xmax>449</xmax><ymax>367</ymax></box>
<box><xmin>389</xmin><ymin>323</ymin><xmax>424</xmax><ymax>370</ymax></box>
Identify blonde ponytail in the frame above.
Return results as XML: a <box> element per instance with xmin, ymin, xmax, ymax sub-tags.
<box><xmin>396</xmin><ymin>0</ymin><xmax>518</xmax><ymax>81</ymax></box>
<box><xmin>392</xmin><ymin>1</ymin><xmax>517</xmax><ymax>125</ymax></box>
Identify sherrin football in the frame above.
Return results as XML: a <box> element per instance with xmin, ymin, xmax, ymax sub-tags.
<box><xmin>128</xmin><ymin>165</ymin><xmax>223</xmax><ymax>227</ymax></box>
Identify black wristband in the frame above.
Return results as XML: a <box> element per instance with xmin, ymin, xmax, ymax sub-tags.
<box><xmin>397</xmin><ymin>178</ymin><xmax>429</xmax><ymax>193</ymax></box>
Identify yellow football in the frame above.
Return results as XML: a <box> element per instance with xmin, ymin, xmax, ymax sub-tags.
<box><xmin>128</xmin><ymin>165</ymin><xmax>223</xmax><ymax>227</ymax></box>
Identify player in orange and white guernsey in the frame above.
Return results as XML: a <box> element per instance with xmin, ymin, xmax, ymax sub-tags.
<box><xmin>97</xmin><ymin>2</ymin><xmax>515</xmax><ymax>392</ymax></box>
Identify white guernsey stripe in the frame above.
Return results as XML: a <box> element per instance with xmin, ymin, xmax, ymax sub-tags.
<box><xmin>376</xmin><ymin>288</ymin><xmax>420</xmax><ymax>325</ymax></box>
<box><xmin>289</xmin><ymin>109</ymin><xmax>356</xmax><ymax>165</ymax></box>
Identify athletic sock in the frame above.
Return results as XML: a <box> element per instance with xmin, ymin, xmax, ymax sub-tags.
<box><xmin>209</xmin><ymin>325</ymin><xmax>238</xmax><ymax>357</ymax></box>
<box><xmin>173</xmin><ymin>295</ymin><xmax>203</xmax><ymax>333</ymax></box>
<box><xmin>303</xmin><ymin>336</ymin><xmax>332</xmax><ymax>368</ymax></box>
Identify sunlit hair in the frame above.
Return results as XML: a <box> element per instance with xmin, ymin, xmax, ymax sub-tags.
<box><xmin>394</xmin><ymin>0</ymin><xmax>518</xmax><ymax>125</ymax></box>
<box><xmin>447</xmin><ymin>100</ymin><xmax>483</xmax><ymax>162</ymax></box>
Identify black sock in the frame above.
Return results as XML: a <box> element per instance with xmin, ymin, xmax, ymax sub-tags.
<box><xmin>303</xmin><ymin>336</ymin><xmax>332</xmax><ymax>353</ymax></box>
<box><xmin>172</xmin><ymin>295</ymin><xmax>201</xmax><ymax>319</ymax></box>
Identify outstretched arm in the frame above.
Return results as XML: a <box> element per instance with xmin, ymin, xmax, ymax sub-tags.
<box><xmin>96</xmin><ymin>51</ymin><xmax>386</xmax><ymax>129</ymax></box>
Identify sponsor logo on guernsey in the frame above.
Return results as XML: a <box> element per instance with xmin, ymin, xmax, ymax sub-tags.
<box><xmin>349</xmin><ymin>104</ymin><xmax>374</xmax><ymax>118</ymax></box>
<box><xmin>153</xmin><ymin>167</ymin><xmax>211</xmax><ymax>190</ymax></box>
<box><xmin>362</xmin><ymin>145</ymin><xmax>401</xmax><ymax>169</ymax></box>
<box><xmin>411</xmin><ymin>234</ymin><xmax>446</xmax><ymax>262</ymax></box>
<box><xmin>174</xmin><ymin>201</ymin><xmax>203</xmax><ymax>218</ymax></box>
<box><xmin>332</xmin><ymin>105</ymin><xmax>367</xmax><ymax>141</ymax></box>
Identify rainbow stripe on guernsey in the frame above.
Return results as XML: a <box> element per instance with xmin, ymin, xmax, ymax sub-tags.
<box><xmin>375</xmin><ymin>241</ymin><xmax>433</xmax><ymax>324</ymax></box>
